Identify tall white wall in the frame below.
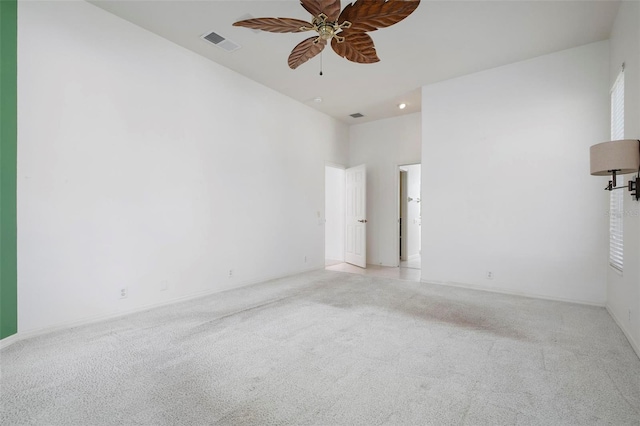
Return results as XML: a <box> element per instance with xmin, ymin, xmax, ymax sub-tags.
<box><xmin>349</xmin><ymin>113</ymin><xmax>421</xmax><ymax>266</ymax></box>
<box><xmin>421</xmin><ymin>41</ymin><xmax>610</xmax><ymax>305</ymax></box>
<box><xmin>607</xmin><ymin>0</ymin><xmax>640</xmax><ymax>356</ymax></box>
<box><xmin>325</xmin><ymin>166</ymin><xmax>345</xmax><ymax>262</ymax></box>
<box><xmin>17</xmin><ymin>1</ymin><xmax>348</xmax><ymax>334</ymax></box>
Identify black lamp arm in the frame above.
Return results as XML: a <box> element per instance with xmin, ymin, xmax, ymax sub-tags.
<box><xmin>630</xmin><ymin>175</ymin><xmax>639</xmax><ymax>201</ymax></box>
<box><xmin>635</xmin><ymin>143</ymin><xmax>640</xmax><ymax>200</ymax></box>
<box><xmin>607</xmin><ymin>173</ymin><xmax>640</xmax><ymax>200</ymax></box>
<box><xmin>605</xmin><ymin>169</ymin><xmax>621</xmax><ymax>190</ymax></box>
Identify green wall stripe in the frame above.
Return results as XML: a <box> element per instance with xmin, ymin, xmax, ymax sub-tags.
<box><xmin>1</xmin><ymin>0</ymin><xmax>18</xmax><ymax>339</ymax></box>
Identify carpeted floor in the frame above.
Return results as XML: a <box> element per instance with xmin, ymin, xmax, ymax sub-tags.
<box><xmin>1</xmin><ymin>270</ymin><xmax>639</xmax><ymax>425</ymax></box>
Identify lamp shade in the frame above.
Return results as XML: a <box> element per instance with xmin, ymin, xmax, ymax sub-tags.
<box><xmin>590</xmin><ymin>139</ymin><xmax>640</xmax><ymax>176</ymax></box>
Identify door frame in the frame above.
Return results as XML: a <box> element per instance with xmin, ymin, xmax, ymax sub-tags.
<box><xmin>399</xmin><ymin>169</ymin><xmax>409</xmax><ymax>262</ymax></box>
<box><xmin>396</xmin><ymin>162</ymin><xmax>421</xmax><ymax>267</ymax></box>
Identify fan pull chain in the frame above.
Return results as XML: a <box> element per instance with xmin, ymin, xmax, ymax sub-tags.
<box><xmin>320</xmin><ymin>51</ymin><xmax>323</xmax><ymax>76</ymax></box>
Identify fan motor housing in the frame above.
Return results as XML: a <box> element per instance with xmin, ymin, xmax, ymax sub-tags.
<box><xmin>318</xmin><ymin>24</ymin><xmax>335</xmax><ymax>40</ymax></box>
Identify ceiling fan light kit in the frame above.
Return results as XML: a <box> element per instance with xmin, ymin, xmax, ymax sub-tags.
<box><xmin>301</xmin><ymin>13</ymin><xmax>352</xmax><ymax>42</ymax></box>
<box><xmin>233</xmin><ymin>0</ymin><xmax>421</xmax><ymax>70</ymax></box>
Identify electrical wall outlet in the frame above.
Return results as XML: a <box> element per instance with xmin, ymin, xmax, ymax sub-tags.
<box><xmin>304</xmin><ymin>255</ymin><xmax>307</xmax><ymax>263</ymax></box>
<box><xmin>160</xmin><ymin>280</ymin><xmax>168</xmax><ymax>292</ymax></box>
<box><xmin>228</xmin><ymin>269</ymin><xmax>233</xmax><ymax>278</ymax></box>
<box><xmin>119</xmin><ymin>287</ymin><xmax>128</xmax><ymax>299</ymax></box>
<box><xmin>486</xmin><ymin>271</ymin><xmax>493</xmax><ymax>279</ymax></box>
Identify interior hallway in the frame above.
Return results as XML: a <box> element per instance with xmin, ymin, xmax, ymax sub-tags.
<box><xmin>326</xmin><ymin>260</ymin><xmax>421</xmax><ymax>281</ymax></box>
<box><xmin>400</xmin><ymin>254</ymin><xmax>421</xmax><ymax>270</ymax></box>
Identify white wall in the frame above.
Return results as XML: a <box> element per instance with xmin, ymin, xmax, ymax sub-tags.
<box><xmin>17</xmin><ymin>1</ymin><xmax>348</xmax><ymax>334</ymax></box>
<box><xmin>325</xmin><ymin>166</ymin><xmax>345</xmax><ymax>262</ymax></box>
<box><xmin>607</xmin><ymin>0</ymin><xmax>640</xmax><ymax>356</ymax></box>
<box><xmin>349</xmin><ymin>113</ymin><xmax>421</xmax><ymax>266</ymax></box>
<box><xmin>405</xmin><ymin>164</ymin><xmax>421</xmax><ymax>258</ymax></box>
<box><xmin>421</xmin><ymin>41</ymin><xmax>610</xmax><ymax>305</ymax></box>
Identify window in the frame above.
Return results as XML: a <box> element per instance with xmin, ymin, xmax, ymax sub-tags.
<box><xmin>611</xmin><ymin>70</ymin><xmax>624</xmax><ymax>140</ymax></box>
<box><xmin>609</xmin><ymin>69</ymin><xmax>624</xmax><ymax>272</ymax></box>
<box><xmin>610</xmin><ymin>188</ymin><xmax>624</xmax><ymax>272</ymax></box>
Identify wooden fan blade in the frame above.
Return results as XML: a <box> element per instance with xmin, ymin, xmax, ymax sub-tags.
<box><xmin>331</xmin><ymin>31</ymin><xmax>379</xmax><ymax>64</ymax></box>
<box><xmin>233</xmin><ymin>17</ymin><xmax>312</xmax><ymax>33</ymax></box>
<box><xmin>288</xmin><ymin>37</ymin><xmax>327</xmax><ymax>69</ymax></box>
<box><xmin>300</xmin><ymin>0</ymin><xmax>342</xmax><ymax>22</ymax></box>
<box><xmin>338</xmin><ymin>0</ymin><xmax>420</xmax><ymax>32</ymax></box>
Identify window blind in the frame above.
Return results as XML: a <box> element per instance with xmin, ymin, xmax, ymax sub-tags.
<box><xmin>611</xmin><ymin>70</ymin><xmax>624</xmax><ymax>140</ymax></box>
<box><xmin>609</xmin><ymin>69</ymin><xmax>624</xmax><ymax>272</ymax></box>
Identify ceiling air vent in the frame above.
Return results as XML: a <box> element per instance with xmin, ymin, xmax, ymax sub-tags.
<box><xmin>350</xmin><ymin>113</ymin><xmax>364</xmax><ymax>118</ymax></box>
<box><xmin>202</xmin><ymin>31</ymin><xmax>241</xmax><ymax>53</ymax></box>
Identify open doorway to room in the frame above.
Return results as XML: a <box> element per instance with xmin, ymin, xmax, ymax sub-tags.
<box><xmin>398</xmin><ymin>164</ymin><xmax>421</xmax><ymax>269</ymax></box>
<box><xmin>325</xmin><ymin>165</ymin><xmax>345</xmax><ymax>267</ymax></box>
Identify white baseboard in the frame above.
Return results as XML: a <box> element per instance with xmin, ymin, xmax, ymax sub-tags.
<box><xmin>421</xmin><ymin>279</ymin><xmax>606</xmax><ymax>307</ymax></box>
<box><xmin>0</xmin><ymin>264</ymin><xmax>324</xmax><ymax>349</ymax></box>
<box><xmin>606</xmin><ymin>304</ymin><xmax>640</xmax><ymax>360</ymax></box>
<box><xmin>0</xmin><ymin>333</ymin><xmax>19</xmax><ymax>350</ymax></box>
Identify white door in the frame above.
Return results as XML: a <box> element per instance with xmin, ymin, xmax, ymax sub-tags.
<box><xmin>345</xmin><ymin>164</ymin><xmax>367</xmax><ymax>268</ymax></box>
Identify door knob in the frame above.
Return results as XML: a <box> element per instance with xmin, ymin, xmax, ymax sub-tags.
<box><xmin>358</xmin><ymin>219</ymin><xmax>368</xmax><ymax>223</ymax></box>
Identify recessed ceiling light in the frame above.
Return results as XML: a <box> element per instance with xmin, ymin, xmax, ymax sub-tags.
<box><xmin>398</xmin><ymin>103</ymin><xmax>407</xmax><ymax>110</ymax></box>
<box><xmin>314</xmin><ymin>97</ymin><xmax>323</xmax><ymax>103</ymax></box>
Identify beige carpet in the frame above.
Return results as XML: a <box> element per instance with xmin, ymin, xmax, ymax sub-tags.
<box><xmin>1</xmin><ymin>270</ymin><xmax>639</xmax><ymax>425</ymax></box>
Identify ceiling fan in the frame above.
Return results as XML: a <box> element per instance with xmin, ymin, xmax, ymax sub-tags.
<box><xmin>233</xmin><ymin>0</ymin><xmax>421</xmax><ymax>70</ymax></box>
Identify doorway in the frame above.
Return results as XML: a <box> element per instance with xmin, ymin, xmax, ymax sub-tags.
<box><xmin>325</xmin><ymin>165</ymin><xmax>345</xmax><ymax>266</ymax></box>
<box><xmin>398</xmin><ymin>164</ymin><xmax>421</xmax><ymax>269</ymax></box>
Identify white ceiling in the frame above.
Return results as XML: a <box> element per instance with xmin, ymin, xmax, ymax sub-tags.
<box><xmin>89</xmin><ymin>0</ymin><xmax>620</xmax><ymax>124</ymax></box>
